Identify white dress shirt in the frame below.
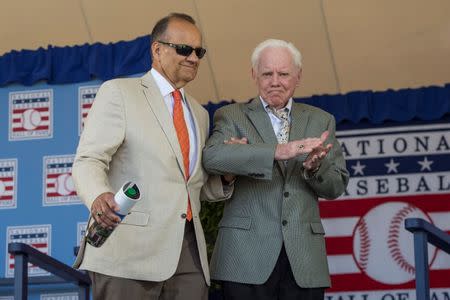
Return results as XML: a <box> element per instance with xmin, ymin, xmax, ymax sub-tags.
<box><xmin>260</xmin><ymin>96</ymin><xmax>293</xmax><ymax>140</ymax></box>
<box><xmin>151</xmin><ymin>68</ymin><xmax>198</xmax><ymax>175</ymax></box>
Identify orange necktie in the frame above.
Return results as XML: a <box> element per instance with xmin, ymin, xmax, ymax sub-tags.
<box><xmin>172</xmin><ymin>90</ymin><xmax>192</xmax><ymax>221</ymax></box>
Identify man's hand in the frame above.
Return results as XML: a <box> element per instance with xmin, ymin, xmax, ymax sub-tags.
<box><xmin>222</xmin><ymin>137</ymin><xmax>248</xmax><ymax>183</ymax></box>
<box><xmin>224</xmin><ymin>137</ymin><xmax>248</xmax><ymax>145</ymax></box>
<box><xmin>91</xmin><ymin>192</ymin><xmax>121</xmax><ymax>229</ymax></box>
<box><xmin>303</xmin><ymin>143</ymin><xmax>332</xmax><ymax>173</ymax></box>
<box><xmin>275</xmin><ymin>131</ymin><xmax>329</xmax><ymax>161</ymax></box>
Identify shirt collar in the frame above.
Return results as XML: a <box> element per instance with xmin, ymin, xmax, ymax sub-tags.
<box><xmin>259</xmin><ymin>96</ymin><xmax>293</xmax><ymax>114</ymax></box>
<box><xmin>150</xmin><ymin>68</ymin><xmax>185</xmax><ymax>100</ymax></box>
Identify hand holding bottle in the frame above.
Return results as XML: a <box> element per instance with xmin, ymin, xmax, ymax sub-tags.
<box><xmin>91</xmin><ymin>192</ymin><xmax>121</xmax><ymax>229</ymax></box>
<box><xmin>86</xmin><ymin>182</ymin><xmax>141</xmax><ymax>247</ymax></box>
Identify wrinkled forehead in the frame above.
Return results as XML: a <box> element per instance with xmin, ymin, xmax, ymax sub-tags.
<box><xmin>257</xmin><ymin>47</ymin><xmax>298</xmax><ymax>72</ymax></box>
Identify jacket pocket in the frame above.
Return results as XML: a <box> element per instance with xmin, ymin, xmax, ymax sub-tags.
<box><xmin>219</xmin><ymin>216</ymin><xmax>251</xmax><ymax>230</ymax></box>
<box><xmin>121</xmin><ymin>211</ymin><xmax>149</xmax><ymax>226</ymax></box>
<box><xmin>310</xmin><ymin>222</ymin><xmax>325</xmax><ymax>235</ymax></box>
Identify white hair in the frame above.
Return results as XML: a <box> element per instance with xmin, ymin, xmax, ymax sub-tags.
<box><xmin>251</xmin><ymin>39</ymin><xmax>302</xmax><ymax>71</ymax></box>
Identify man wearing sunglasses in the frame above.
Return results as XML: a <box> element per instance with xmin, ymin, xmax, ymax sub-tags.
<box><xmin>72</xmin><ymin>12</ymin><xmax>232</xmax><ymax>300</ymax></box>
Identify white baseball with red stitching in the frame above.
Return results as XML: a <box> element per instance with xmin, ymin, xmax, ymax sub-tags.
<box><xmin>22</xmin><ymin>108</ymin><xmax>41</xmax><ymax>130</ymax></box>
<box><xmin>352</xmin><ymin>201</ymin><xmax>436</xmax><ymax>284</ymax></box>
<box><xmin>55</xmin><ymin>173</ymin><xmax>74</xmax><ymax>196</ymax></box>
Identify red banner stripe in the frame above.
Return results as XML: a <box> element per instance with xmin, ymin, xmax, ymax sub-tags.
<box><xmin>326</xmin><ymin>237</ymin><xmax>354</xmax><ymax>255</ymax></box>
<box><xmin>0</xmin><ymin>196</ymin><xmax>13</xmax><ymax>200</ymax></box>
<box><xmin>9</xmin><ymin>264</ymin><xmax>43</xmax><ymax>268</ymax></box>
<box><xmin>13</xmin><ymin>126</ymin><xmax>49</xmax><ymax>132</ymax></box>
<box><xmin>320</xmin><ymin>194</ymin><xmax>450</xmax><ymax>218</ymax></box>
<box><xmin>46</xmin><ymin>173</ymin><xmax>71</xmax><ymax>179</ymax></box>
<box><xmin>0</xmin><ymin>177</ymin><xmax>13</xmax><ymax>181</ymax></box>
<box><xmin>46</xmin><ymin>192</ymin><xmax>77</xmax><ymax>197</ymax></box>
<box><xmin>13</xmin><ymin>107</ymin><xmax>49</xmax><ymax>114</ymax></box>
<box><xmin>328</xmin><ymin>269</ymin><xmax>450</xmax><ymax>291</ymax></box>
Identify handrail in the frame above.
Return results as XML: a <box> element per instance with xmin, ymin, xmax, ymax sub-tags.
<box><xmin>7</xmin><ymin>242</ymin><xmax>91</xmax><ymax>300</ymax></box>
<box><xmin>405</xmin><ymin>218</ymin><xmax>450</xmax><ymax>300</ymax></box>
<box><xmin>0</xmin><ymin>275</ymin><xmax>67</xmax><ymax>286</ymax></box>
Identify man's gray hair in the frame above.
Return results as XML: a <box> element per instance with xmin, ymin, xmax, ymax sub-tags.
<box><xmin>251</xmin><ymin>39</ymin><xmax>303</xmax><ymax>71</ymax></box>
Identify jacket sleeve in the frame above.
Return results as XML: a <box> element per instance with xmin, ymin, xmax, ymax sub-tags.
<box><xmin>72</xmin><ymin>81</ymin><xmax>125</xmax><ymax>210</ymax></box>
<box><xmin>200</xmin><ymin>174</ymin><xmax>234</xmax><ymax>202</ymax></box>
<box><xmin>202</xmin><ymin>107</ymin><xmax>276</xmax><ymax>180</ymax></box>
<box><xmin>303</xmin><ymin>116</ymin><xmax>349</xmax><ymax>199</ymax></box>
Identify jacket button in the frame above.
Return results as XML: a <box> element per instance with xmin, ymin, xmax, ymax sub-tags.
<box><xmin>284</xmin><ymin>192</ymin><xmax>289</xmax><ymax>197</ymax></box>
<box><xmin>282</xmin><ymin>220</ymin><xmax>288</xmax><ymax>226</ymax></box>
<box><xmin>181</xmin><ymin>213</ymin><xmax>187</xmax><ymax>219</ymax></box>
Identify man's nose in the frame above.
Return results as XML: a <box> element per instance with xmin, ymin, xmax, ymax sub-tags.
<box><xmin>270</xmin><ymin>74</ymin><xmax>280</xmax><ymax>86</ymax></box>
<box><xmin>186</xmin><ymin>51</ymin><xmax>200</xmax><ymax>63</ymax></box>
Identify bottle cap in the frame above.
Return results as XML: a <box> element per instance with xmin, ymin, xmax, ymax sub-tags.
<box><xmin>123</xmin><ymin>182</ymin><xmax>140</xmax><ymax>199</ymax></box>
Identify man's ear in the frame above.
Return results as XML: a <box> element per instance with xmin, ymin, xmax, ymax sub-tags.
<box><xmin>296</xmin><ymin>68</ymin><xmax>302</xmax><ymax>86</ymax></box>
<box><xmin>151</xmin><ymin>42</ymin><xmax>160</xmax><ymax>58</ymax></box>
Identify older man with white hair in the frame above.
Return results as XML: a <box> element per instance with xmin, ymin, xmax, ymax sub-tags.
<box><xmin>203</xmin><ymin>39</ymin><xmax>349</xmax><ymax>299</ymax></box>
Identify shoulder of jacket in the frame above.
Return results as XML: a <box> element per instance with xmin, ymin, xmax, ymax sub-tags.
<box><xmin>101</xmin><ymin>77</ymin><xmax>140</xmax><ymax>89</ymax></box>
<box><xmin>217</xmin><ymin>102</ymin><xmax>246</xmax><ymax>113</ymax></box>
<box><xmin>294</xmin><ymin>102</ymin><xmax>332</xmax><ymax>119</ymax></box>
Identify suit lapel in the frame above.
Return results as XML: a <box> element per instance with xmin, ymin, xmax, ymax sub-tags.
<box><xmin>185</xmin><ymin>94</ymin><xmax>203</xmax><ymax>181</ymax></box>
<box><xmin>245</xmin><ymin>98</ymin><xmax>286</xmax><ymax>176</ymax></box>
<box><xmin>245</xmin><ymin>98</ymin><xmax>278</xmax><ymax>144</ymax></box>
<box><xmin>141</xmin><ymin>72</ymin><xmax>186</xmax><ymax>178</ymax></box>
<box><xmin>286</xmin><ymin>103</ymin><xmax>311</xmax><ymax>179</ymax></box>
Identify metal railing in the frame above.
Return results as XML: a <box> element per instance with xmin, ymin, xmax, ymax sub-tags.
<box><xmin>4</xmin><ymin>242</ymin><xmax>91</xmax><ymax>300</ymax></box>
<box><xmin>405</xmin><ymin>218</ymin><xmax>450</xmax><ymax>300</ymax></box>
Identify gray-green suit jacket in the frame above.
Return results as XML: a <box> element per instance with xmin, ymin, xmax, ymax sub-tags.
<box><xmin>202</xmin><ymin>98</ymin><xmax>349</xmax><ymax>288</ymax></box>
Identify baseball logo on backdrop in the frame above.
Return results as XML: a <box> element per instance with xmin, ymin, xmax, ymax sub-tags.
<box><xmin>6</xmin><ymin>224</ymin><xmax>51</xmax><ymax>277</ymax></box>
<box><xmin>78</xmin><ymin>85</ymin><xmax>99</xmax><ymax>135</ymax></box>
<box><xmin>9</xmin><ymin>89</ymin><xmax>53</xmax><ymax>141</ymax></box>
<box><xmin>321</xmin><ymin>123</ymin><xmax>450</xmax><ymax>297</ymax></box>
<box><xmin>353</xmin><ymin>201</ymin><xmax>437</xmax><ymax>285</ymax></box>
<box><xmin>41</xmin><ymin>292</ymin><xmax>79</xmax><ymax>300</ymax></box>
<box><xmin>43</xmin><ymin>155</ymin><xmax>81</xmax><ymax>206</ymax></box>
<box><xmin>0</xmin><ymin>159</ymin><xmax>17</xmax><ymax>209</ymax></box>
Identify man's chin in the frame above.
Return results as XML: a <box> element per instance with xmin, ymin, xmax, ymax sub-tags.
<box><xmin>182</xmin><ymin>72</ymin><xmax>197</xmax><ymax>82</ymax></box>
<box><xmin>266</xmin><ymin>97</ymin><xmax>288</xmax><ymax>108</ymax></box>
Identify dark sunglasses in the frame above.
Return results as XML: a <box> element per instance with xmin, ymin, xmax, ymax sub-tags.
<box><xmin>158</xmin><ymin>41</ymin><xmax>207</xmax><ymax>59</ymax></box>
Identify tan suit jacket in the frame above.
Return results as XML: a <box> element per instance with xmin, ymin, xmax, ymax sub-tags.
<box><xmin>73</xmin><ymin>71</ymin><xmax>228</xmax><ymax>284</ymax></box>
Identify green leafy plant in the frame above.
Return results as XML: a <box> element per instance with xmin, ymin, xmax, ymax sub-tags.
<box><xmin>200</xmin><ymin>200</ymin><xmax>224</xmax><ymax>259</ymax></box>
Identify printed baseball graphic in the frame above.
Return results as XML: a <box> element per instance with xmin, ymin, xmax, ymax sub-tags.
<box><xmin>43</xmin><ymin>155</ymin><xmax>80</xmax><ymax>206</ymax></box>
<box><xmin>22</xmin><ymin>108</ymin><xmax>41</xmax><ymax>130</ymax></box>
<box><xmin>352</xmin><ymin>201</ymin><xmax>437</xmax><ymax>284</ymax></box>
<box><xmin>0</xmin><ymin>180</ymin><xmax>4</xmax><ymax>197</ymax></box>
<box><xmin>9</xmin><ymin>89</ymin><xmax>53</xmax><ymax>140</ymax></box>
<box><xmin>0</xmin><ymin>159</ymin><xmax>17</xmax><ymax>209</ymax></box>
<box><xmin>55</xmin><ymin>173</ymin><xmax>74</xmax><ymax>196</ymax></box>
